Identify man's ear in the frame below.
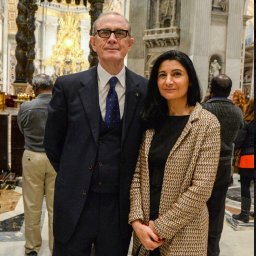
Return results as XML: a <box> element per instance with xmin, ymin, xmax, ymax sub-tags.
<box><xmin>90</xmin><ymin>36</ymin><xmax>97</xmax><ymax>52</ymax></box>
<box><xmin>128</xmin><ymin>37</ymin><xmax>135</xmax><ymax>50</ymax></box>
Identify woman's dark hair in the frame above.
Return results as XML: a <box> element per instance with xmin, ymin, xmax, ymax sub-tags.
<box><xmin>141</xmin><ymin>50</ymin><xmax>202</xmax><ymax>129</ymax></box>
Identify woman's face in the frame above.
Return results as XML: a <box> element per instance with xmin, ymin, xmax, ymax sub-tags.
<box><xmin>157</xmin><ymin>60</ymin><xmax>189</xmax><ymax>104</ymax></box>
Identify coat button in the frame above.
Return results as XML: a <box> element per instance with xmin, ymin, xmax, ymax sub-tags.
<box><xmin>82</xmin><ymin>190</ymin><xmax>87</xmax><ymax>195</ymax></box>
<box><xmin>98</xmin><ymin>181</ymin><xmax>102</xmax><ymax>186</ymax></box>
<box><xmin>88</xmin><ymin>164</ymin><xmax>93</xmax><ymax>170</ymax></box>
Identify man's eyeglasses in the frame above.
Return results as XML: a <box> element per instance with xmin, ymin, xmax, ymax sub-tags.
<box><xmin>95</xmin><ymin>29</ymin><xmax>130</xmax><ymax>39</ymax></box>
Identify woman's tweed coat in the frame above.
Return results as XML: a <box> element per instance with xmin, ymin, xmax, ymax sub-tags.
<box><xmin>129</xmin><ymin>104</ymin><xmax>221</xmax><ymax>256</ymax></box>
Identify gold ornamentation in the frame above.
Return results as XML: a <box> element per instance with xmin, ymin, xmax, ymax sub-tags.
<box><xmin>44</xmin><ymin>12</ymin><xmax>89</xmax><ymax>78</ymax></box>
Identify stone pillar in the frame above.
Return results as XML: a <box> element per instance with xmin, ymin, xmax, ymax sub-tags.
<box><xmin>225</xmin><ymin>0</ymin><xmax>245</xmax><ymax>91</ymax></box>
<box><xmin>180</xmin><ymin>0</ymin><xmax>211</xmax><ymax>96</ymax></box>
<box><xmin>88</xmin><ymin>0</ymin><xmax>104</xmax><ymax>68</ymax></box>
<box><xmin>171</xmin><ymin>0</ymin><xmax>176</xmax><ymax>26</ymax></box>
<box><xmin>154</xmin><ymin>0</ymin><xmax>160</xmax><ymax>28</ymax></box>
<box><xmin>127</xmin><ymin>0</ymin><xmax>148</xmax><ymax>76</ymax></box>
<box><xmin>0</xmin><ymin>4</ymin><xmax>3</xmax><ymax>91</ymax></box>
<box><xmin>2</xmin><ymin>1</ymin><xmax>9</xmax><ymax>92</ymax></box>
<box><xmin>25</xmin><ymin>0</ymin><xmax>38</xmax><ymax>84</ymax></box>
<box><xmin>15</xmin><ymin>0</ymin><xmax>28</xmax><ymax>83</ymax></box>
<box><xmin>179</xmin><ymin>0</ymin><xmax>193</xmax><ymax>54</ymax></box>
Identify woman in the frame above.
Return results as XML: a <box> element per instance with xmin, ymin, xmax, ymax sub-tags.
<box><xmin>232</xmin><ymin>98</ymin><xmax>255</xmax><ymax>222</ymax></box>
<box><xmin>129</xmin><ymin>50</ymin><xmax>221</xmax><ymax>256</ymax></box>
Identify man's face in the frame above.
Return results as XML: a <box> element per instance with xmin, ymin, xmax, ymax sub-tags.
<box><xmin>90</xmin><ymin>14</ymin><xmax>134</xmax><ymax>66</ymax></box>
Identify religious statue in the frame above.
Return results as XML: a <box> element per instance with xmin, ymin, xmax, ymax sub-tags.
<box><xmin>212</xmin><ymin>0</ymin><xmax>228</xmax><ymax>12</ymax></box>
<box><xmin>210</xmin><ymin>59</ymin><xmax>221</xmax><ymax>79</ymax></box>
<box><xmin>219</xmin><ymin>0</ymin><xmax>228</xmax><ymax>12</ymax></box>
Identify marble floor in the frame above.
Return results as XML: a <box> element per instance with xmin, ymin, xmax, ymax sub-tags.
<box><xmin>0</xmin><ymin>174</ymin><xmax>254</xmax><ymax>256</ymax></box>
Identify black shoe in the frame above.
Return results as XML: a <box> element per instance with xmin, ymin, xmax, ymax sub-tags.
<box><xmin>232</xmin><ymin>212</ymin><xmax>249</xmax><ymax>223</ymax></box>
<box><xmin>26</xmin><ymin>251</ymin><xmax>37</xmax><ymax>256</ymax></box>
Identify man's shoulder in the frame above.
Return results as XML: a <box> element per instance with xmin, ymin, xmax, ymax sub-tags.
<box><xmin>56</xmin><ymin>67</ymin><xmax>97</xmax><ymax>88</ymax></box>
<box><xmin>125</xmin><ymin>68</ymin><xmax>148</xmax><ymax>95</ymax></box>
<box><xmin>125</xmin><ymin>67</ymin><xmax>148</xmax><ymax>83</ymax></box>
<box><xmin>203</xmin><ymin>98</ymin><xmax>239</xmax><ymax>111</ymax></box>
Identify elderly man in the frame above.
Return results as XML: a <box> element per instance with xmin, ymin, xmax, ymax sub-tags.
<box><xmin>44</xmin><ymin>12</ymin><xmax>147</xmax><ymax>256</ymax></box>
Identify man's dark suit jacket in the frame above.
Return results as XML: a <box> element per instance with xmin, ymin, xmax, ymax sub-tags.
<box><xmin>44</xmin><ymin>66</ymin><xmax>147</xmax><ymax>252</ymax></box>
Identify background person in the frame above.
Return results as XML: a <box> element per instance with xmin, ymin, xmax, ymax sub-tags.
<box><xmin>129</xmin><ymin>50</ymin><xmax>221</xmax><ymax>256</ymax></box>
<box><xmin>231</xmin><ymin>89</ymin><xmax>247</xmax><ymax>114</ymax></box>
<box><xmin>232</xmin><ymin>98</ymin><xmax>255</xmax><ymax>222</ymax></box>
<box><xmin>17</xmin><ymin>74</ymin><xmax>56</xmax><ymax>256</ymax></box>
<box><xmin>44</xmin><ymin>12</ymin><xmax>147</xmax><ymax>256</ymax></box>
<box><xmin>203</xmin><ymin>74</ymin><xmax>244</xmax><ymax>256</ymax></box>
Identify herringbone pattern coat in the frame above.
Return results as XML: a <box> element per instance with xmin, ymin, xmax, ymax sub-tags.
<box><xmin>129</xmin><ymin>104</ymin><xmax>221</xmax><ymax>256</ymax></box>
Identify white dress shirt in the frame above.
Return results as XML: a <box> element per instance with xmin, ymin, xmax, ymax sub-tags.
<box><xmin>97</xmin><ymin>64</ymin><xmax>126</xmax><ymax>119</ymax></box>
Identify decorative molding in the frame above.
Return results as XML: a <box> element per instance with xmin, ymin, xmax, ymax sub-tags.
<box><xmin>38</xmin><ymin>2</ymin><xmax>88</xmax><ymax>12</ymax></box>
<box><xmin>143</xmin><ymin>27</ymin><xmax>180</xmax><ymax>48</ymax></box>
<box><xmin>8</xmin><ymin>0</ymin><xmax>18</xmax><ymax>33</ymax></box>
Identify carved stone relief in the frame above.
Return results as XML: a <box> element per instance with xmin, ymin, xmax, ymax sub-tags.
<box><xmin>8</xmin><ymin>0</ymin><xmax>18</xmax><ymax>33</ymax></box>
<box><xmin>104</xmin><ymin>0</ymin><xmax>122</xmax><ymax>13</ymax></box>
<box><xmin>149</xmin><ymin>0</ymin><xmax>177</xmax><ymax>29</ymax></box>
<box><xmin>9</xmin><ymin>42</ymin><xmax>17</xmax><ymax>92</ymax></box>
<box><xmin>212</xmin><ymin>0</ymin><xmax>228</xmax><ymax>12</ymax></box>
<box><xmin>160</xmin><ymin>0</ymin><xmax>176</xmax><ymax>27</ymax></box>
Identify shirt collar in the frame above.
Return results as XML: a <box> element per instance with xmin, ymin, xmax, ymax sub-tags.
<box><xmin>97</xmin><ymin>63</ymin><xmax>126</xmax><ymax>89</ymax></box>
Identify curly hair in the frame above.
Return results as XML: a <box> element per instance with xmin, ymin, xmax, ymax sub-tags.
<box><xmin>244</xmin><ymin>98</ymin><xmax>254</xmax><ymax>122</ymax></box>
<box><xmin>232</xmin><ymin>90</ymin><xmax>247</xmax><ymax>113</ymax></box>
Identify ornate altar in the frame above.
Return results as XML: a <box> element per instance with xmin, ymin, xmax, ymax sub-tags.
<box><xmin>44</xmin><ymin>12</ymin><xmax>89</xmax><ymax>79</ymax></box>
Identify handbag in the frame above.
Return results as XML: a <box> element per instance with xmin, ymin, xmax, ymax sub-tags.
<box><xmin>233</xmin><ymin>149</ymin><xmax>241</xmax><ymax>167</ymax></box>
<box><xmin>239</xmin><ymin>154</ymin><xmax>254</xmax><ymax>168</ymax></box>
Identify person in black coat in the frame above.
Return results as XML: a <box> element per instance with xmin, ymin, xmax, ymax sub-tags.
<box><xmin>202</xmin><ymin>74</ymin><xmax>243</xmax><ymax>256</ymax></box>
<box><xmin>232</xmin><ymin>98</ymin><xmax>255</xmax><ymax>222</ymax></box>
<box><xmin>44</xmin><ymin>12</ymin><xmax>147</xmax><ymax>256</ymax></box>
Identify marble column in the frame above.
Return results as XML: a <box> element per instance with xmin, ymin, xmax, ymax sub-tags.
<box><xmin>154</xmin><ymin>0</ymin><xmax>160</xmax><ymax>28</ymax></box>
<box><xmin>127</xmin><ymin>0</ymin><xmax>148</xmax><ymax>76</ymax></box>
<box><xmin>2</xmin><ymin>1</ymin><xmax>8</xmax><ymax>92</ymax></box>
<box><xmin>180</xmin><ymin>0</ymin><xmax>212</xmax><ymax>96</ymax></box>
<box><xmin>225</xmin><ymin>0</ymin><xmax>245</xmax><ymax>90</ymax></box>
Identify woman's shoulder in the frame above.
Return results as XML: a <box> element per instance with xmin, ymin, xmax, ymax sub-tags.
<box><xmin>193</xmin><ymin>103</ymin><xmax>220</xmax><ymax>127</ymax></box>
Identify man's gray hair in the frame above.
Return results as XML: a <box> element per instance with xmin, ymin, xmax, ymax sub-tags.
<box><xmin>91</xmin><ymin>12</ymin><xmax>131</xmax><ymax>35</ymax></box>
<box><xmin>32</xmin><ymin>73</ymin><xmax>53</xmax><ymax>91</ymax></box>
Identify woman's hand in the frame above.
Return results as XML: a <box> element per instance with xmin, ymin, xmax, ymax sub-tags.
<box><xmin>132</xmin><ymin>220</ymin><xmax>164</xmax><ymax>251</ymax></box>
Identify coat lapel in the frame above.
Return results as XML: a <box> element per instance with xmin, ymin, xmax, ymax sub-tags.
<box><xmin>78</xmin><ymin>67</ymin><xmax>100</xmax><ymax>144</ymax></box>
<box><xmin>121</xmin><ymin>69</ymin><xmax>143</xmax><ymax>146</ymax></box>
<box><xmin>167</xmin><ymin>103</ymin><xmax>202</xmax><ymax>157</ymax></box>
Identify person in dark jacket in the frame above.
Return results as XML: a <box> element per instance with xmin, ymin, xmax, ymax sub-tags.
<box><xmin>232</xmin><ymin>98</ymin><xmax>255</xmax><ymax>222</ymax></box>
<box><xmin>202</xmin><ymin>74</ymin><xmax>243</xmax><ymax>256</ymax></box>
<box><xmin>44</xmin><ymin>12</ymin><xmax>147</xmax><ymax>256</ymax></box>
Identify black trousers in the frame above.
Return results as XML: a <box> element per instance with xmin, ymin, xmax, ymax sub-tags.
<box><xmin>53</xmin><ymin>192</ymin><xmax>122</xmax><ymax>256</ymax></box>
<box><xmin>240</xmin><ymin>175</ymin><xmax>255</xmax><ymax>199</ymax></box>
<box><xmin>207</xmin><ymin>163</ymin><xmax>231</xmax><ymax>256</ymax></box>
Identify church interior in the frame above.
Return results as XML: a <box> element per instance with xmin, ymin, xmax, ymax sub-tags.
<box><xmin>0</xmin><ymin>0</ymin><xmax>254</xmax><ymax>255</ymax></box>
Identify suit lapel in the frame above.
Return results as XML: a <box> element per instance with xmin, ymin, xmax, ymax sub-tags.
<box><xmin>78</xmin><ymin>67</ymin><xmax>100</xmax><ymax>144</ymax></box>
<box><xmin>121</xmin><ymin>69</ymin><xmax>142</xmax><ymax>146</ymax></box>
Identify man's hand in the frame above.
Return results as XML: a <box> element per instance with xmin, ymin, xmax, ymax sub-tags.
<box><xmin>132</xmin><ymin>220</ymin><xmax>164</xmax><ymax>251</ymax></box>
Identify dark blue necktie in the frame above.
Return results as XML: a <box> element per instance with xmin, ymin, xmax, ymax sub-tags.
<box><xmin>105</xmin><ymin>77</ymin><xmax>120</xmax><ymax>128</ymax></box>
